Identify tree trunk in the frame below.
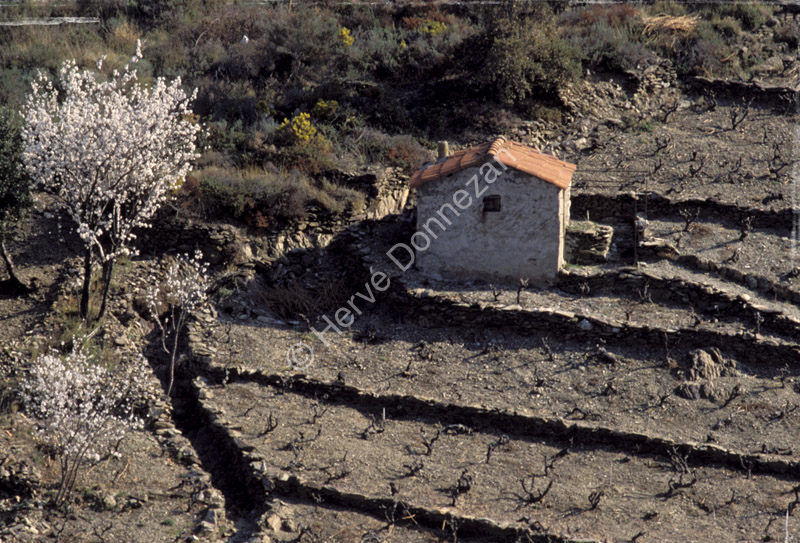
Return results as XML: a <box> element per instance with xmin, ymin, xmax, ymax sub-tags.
<box><xmin>79</xmin><ymin>249</ymin><xmax>93</xmax><ymax>321</ymax></box>
<box><xmin>0</xmin><ymin>236</ymin><xmax>32</xmax><ymax>294</ymax></box>
<box><xmin>97</xmin><ymin>259</ymin><xmax>114</xmax><ymax>319</ymax></box>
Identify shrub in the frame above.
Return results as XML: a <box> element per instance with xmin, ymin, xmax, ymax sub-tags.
<box><xmin>774</xmin><ymin>19</ymin><xmax>799</xmax><ymax>49</ymax></box>
<box><xmin>183</xmin><ymin>166</ymin><xmax>366</xmax><ymax>227</ymax></box>
<box><xmin>560</xmin><ymin>4</ymin><xmax>667</xmax><ymax>72</ymax></box>
<box><xmin>0</xmin><ymin>107</ymin><xmax>32</xmax><ymax>290</ymax></box>
<box><xmin>203</xmin><ymin>119</ymin><xmax>253</xmax><ymax>157</ymax></box>
<box><xmin>418</xmin><ymin>20</ymin><xmax>447</xmax><ymax>35</ymax></box>
<box><xmin>344</xmin><ymin>128</ymin><xmax>431</xmax><ymax>172</ymax></box>
<box><xmin>140</xmin><ymin>27</ymin><xmax>189</xmax><ymax>78</ymax></box>
<box><xmin>0</xmin><ymin>108</ymin><xmax>31</xmax><ymax>235</ymax></box>
<box><xmin>527</xmin><ymin>104</ymin><xmax>564</xmax><ymax>125</ymax></box>
<box><xmin>637</xmin><ymin>11</ymin><xmax>745</xmax><ymax>77</ymax></box>
<box><xmin>216</xmin><ymin>5</ymin><xmax>339</xmax><ymax>85</ymax></box>
<box><xmin>485</xmin><ymin>24</ymin><xmax>579</xmax><ymax>102</ymax></box>
<box><xmin>126</xmin><ymin>0</ymin><xmax>180</xmax><ymax>26</ymax></box>
<box><xmin>465</xmin><ymin>4</ymin><xmax>580</xmax><ymax>104</ymax></box>
<box><xmin>566</xmin><ymin>18</ymin><xmax>654</xmax><ymax>72</ymax></box>
<box><xmin>312</xmin><ymin>99</ymin><xmax>340</xmax><ymax>122</ymax></box>
<box><xmin>107</xmin><ymin>18</ymin><xmax>141</xmax><ymax>51</ymax></box>
<box><xmin>278</xmin><ymin>113</ymin><xmax>318</xmax><ymax>144</ymax></box>
<box><xmin>711</xmin><ymin>16</ymin><xmax>741</xmax><ymax>40</ymax></box>
<box><xmin>278</xmin><ymin>133</ymin><xmax>336</xmax><ymax>175</ymax></box>
<box><xmin>715</xmin><ymin>1</ymin><xmax>772</xmax><ymax>31</ymax></box>
<box><xmin>20</xmin><ymin>347</ymin><xmax>148</xmax><ymax>506</ymax></box>
<box><xmin>673</xmin><ymin>19</ymin><xmax>739</xmax><ymax>77</ymax></box>
<box><xmin>258</xmin><ymin>276</ymin><xmax>349</xmax><ymax>320</ymax></box>
<box><xmin>401</xmin><ymin>10</ymin><xmax>448</xmax><ymax>31</ymax></box>
<box><xmin>635</xmin><ymin>119</ymin><xmax>658</xmax><ymax>133</ymax></box>
<box><xmin>652</xmin><ymin>2</ymin><xmax>772</xmax><ymax>78</ymax></box>
<box><xmin>339</xmin><ymin>27</ymin><xmax>355</xmax><ymax>47</ymax></box>
<box><xmin>0</xmin><ymin>69</ymin><xmax>35</xmax><ymax>109</ymax></box>
<box><xmin>342</xmin><ymin>7</ymin><xmax>473</xmax><ymax>81</ymax></box>
<box><xmin>345</xmin><ymin>25</ymin><xmax>411</xmax><ymax>76</ymax></box>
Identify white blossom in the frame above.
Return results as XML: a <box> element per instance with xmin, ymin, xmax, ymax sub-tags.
<box><xmin>20</xmin><ymin>347</ymin><xmax>148</xmax><ymax>505</ymax></box>
<box><xmin>146</xmin><ymin>250</ymin><xmax>210</xmax><ymax>395</ymax></box>
<box><xmin>147</xmin><ymin>250</ymin><xmax>210</xmax><ymax>316</ymax></box>
<box><xmin>21</xmin><ymin>39</ymin><xmax>200</xmax><ymax>266</ymax></box>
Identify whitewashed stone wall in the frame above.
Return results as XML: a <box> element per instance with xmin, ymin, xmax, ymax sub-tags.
<box><xmin>414</xmin><ymin>166</ymin><xmax>568</xmax><ymax>283</ymax></box>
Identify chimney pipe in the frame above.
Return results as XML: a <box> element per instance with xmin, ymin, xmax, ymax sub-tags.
<box><xmin>437</xmin><ymin>141</ymin><xmax>450</xmax><ymax>159</ymax></box>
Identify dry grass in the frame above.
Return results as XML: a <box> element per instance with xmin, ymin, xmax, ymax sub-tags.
<box><xmin>643</xmin><ymin>14</ymin><xmax>698</xmax><ymax>36</ymax></box>
<box><xmin>110</xmin><ymin>20</ymin><xmax>141</xmax><ymax>50</ymax></box>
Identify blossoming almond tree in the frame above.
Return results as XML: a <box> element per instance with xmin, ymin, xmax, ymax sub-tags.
<box><xmin>21</xmin><ymin>348</ymin><xmax>148</xmax><ymax>506</ymax></box>
<box><xmin>22</xmin><ymin>42</ymin><xmax>200</xmax><ymax>320</ymax></box>
<box><xmin>146</xmin><ymin>250</ymin><xmax>210</xmax><ymax>396</ymax></box>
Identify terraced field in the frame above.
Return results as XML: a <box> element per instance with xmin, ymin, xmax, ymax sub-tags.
<box><xmin>171</xmin><ymin>159</ymin><xmax>800</xmax><ymax>541</ymax></box>
<box><xmin>3</xmin><ymin>97</ymin><xmax>795</xmax><ymax>543</ymax></box>
<box><xmin>2</xmin><ymin>4</ymin><xmax>799</xmax><ymax>542</ymax></box>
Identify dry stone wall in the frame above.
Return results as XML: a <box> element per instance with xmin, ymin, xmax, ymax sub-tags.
<box><xmin>141</xmin><ymin>168</ymin><xmax>410</xmax><ymax>269</ymax></box>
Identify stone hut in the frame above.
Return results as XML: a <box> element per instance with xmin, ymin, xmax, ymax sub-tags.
<box><xmin>405</xmin><ymin>137</ymin><xmax>576</xmax><ymax>283</ymax></box>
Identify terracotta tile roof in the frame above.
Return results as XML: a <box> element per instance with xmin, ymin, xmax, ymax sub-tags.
<box><xmin>409</xmin><ymin>137</ymin><xmax>575</xmax><ymax>190</ymax></box>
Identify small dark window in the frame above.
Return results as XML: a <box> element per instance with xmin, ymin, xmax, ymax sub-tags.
<box><xmin>483</xmin><ymin>195</ymin><xmax>501</xmax><ymax>212</ymax></box>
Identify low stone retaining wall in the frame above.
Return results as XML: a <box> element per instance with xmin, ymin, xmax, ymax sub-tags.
<box><xmin>557</xmin><ymin>268</ymin><xmax>800</xmax><ymax>338</ymax></box>
<box><xmin>572</xmin><ymin>192</ymin><xmax>796</xmax><ymax>232</ymax></box>
<box><xmin>390</xmin><ymin>283</ymin><xmax>800</xmax><ymax>367</ymax></box>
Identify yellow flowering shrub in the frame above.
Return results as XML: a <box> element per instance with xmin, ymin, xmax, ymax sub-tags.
<box><xmin>274</xmin><ymin>112</ymin><xmax>332</xmax><ymax>173</ymax></box>
<box><xmin>279</xmin><ymin>112</ymin><xmax>317</xmax><ymax>143</ymax></box>
<box><xmin>339</xmin><ymin>27</ymin><xmax>354</xmax><ymax>47</ymax></box>
<box><xmin>419</xmin><ymin>20</ymin><xmax>447</xmax><ymax>35</ymax></box>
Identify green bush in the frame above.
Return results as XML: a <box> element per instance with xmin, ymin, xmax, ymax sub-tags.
<box><xmin>564</xmin><ymin>16</ymin><xmax>655</xmax><ymax>72</ymax></box>
<box><xmin>715</xmin><ymin>1</ymin><xmax>772</xmax><ymax>31</ymax></box>
<box><xmin>528</xmin><ymin>104</ymin><xmax>564</xmax><ymax>125</ymax></box>
<box><xmin>211</xmin><ymin>5</ymin><xmax>339</xmax><ymax>85</ymax></box>
<box><xmin>339</xmin><ymin>9</ymin><xmax>473</xmax><ymax>83</ymax></box>
<box><xmin>674</xmin><ymin>18</ymin><xmax>740</xmax><ymax>77</ymax></box>
<box><xmin>465</xmin><ymin>4</ymin><xmax>580</xmax><ymax>104</ymax></box>
<box><xmin>0</xmin><ymin>69</ymin><xmax>35</xmax><ymax>109</ymax></box>
<box><xmin>710</xmin><ymin>16</ymin><xmax>741</xmax><ymax>40</ymax></box>
<box><xmin>346</xmin><ymin>25</ymin><xmax>410</xmax><ymax>76</ymax></box>
<box><xmin>0</xmin><ymin>108</ymin><xmax>31</xmax><ymax>232</ymax></box>
<box><xmin>486</xmin><ymin>26</ymin><xmax>579</xmax><ymax>102</ymax></box>
<box><xmin>144</xmin><ymin>27</ymin><xmax>190</xmax><ymax>78</ymax></box>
